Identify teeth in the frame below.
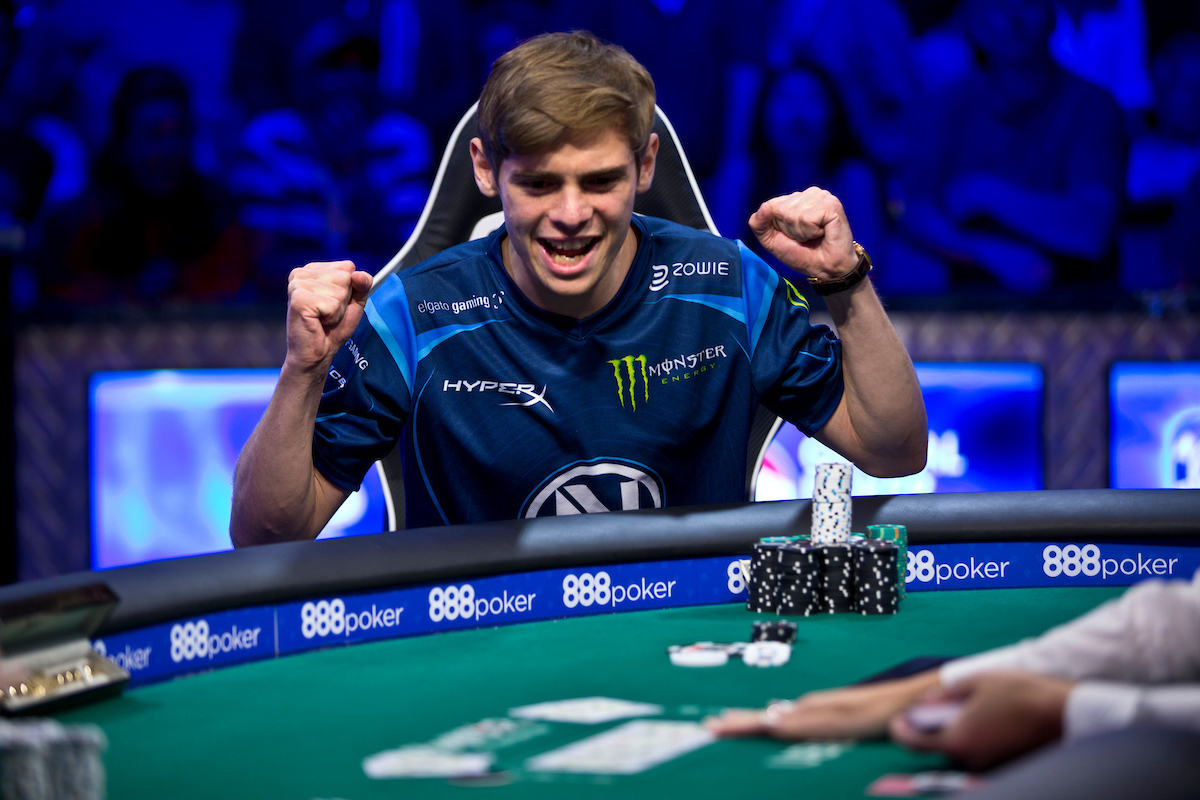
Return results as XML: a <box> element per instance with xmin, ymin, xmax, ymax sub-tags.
<box><xmin>541</xmin><ymin>237</ymin><xmax>597</xmax><ymax>265</ymax></box>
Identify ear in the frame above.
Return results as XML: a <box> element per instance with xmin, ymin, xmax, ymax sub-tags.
<box><xmin>470</xmin><ymin>138</ymin><xmax>499</xmax><ymax>197</ymax></box>
<box><xmin>636</xmin><ymin>133</ymin><xmax>659</xmax><ymax>194</ymax></box>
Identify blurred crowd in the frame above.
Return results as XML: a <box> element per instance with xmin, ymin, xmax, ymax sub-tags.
<box><xmin>0</xmin><ymin>0</ymin><xmax>1198</xmax><ymax>314</ymax></box>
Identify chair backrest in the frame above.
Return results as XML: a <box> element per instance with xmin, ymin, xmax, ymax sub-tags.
<box><xmin>371</xmin><ymin>103</ymin><xmax>777</xmax><ymax>530</ymax></box>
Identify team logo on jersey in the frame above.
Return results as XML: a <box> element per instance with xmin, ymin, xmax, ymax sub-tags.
<box><xmin>648</xmin><ymin>260</ymin><xmax>731</xmax><ymax>292</ymax></box>
<box><xmin>608</xmin><ymin>347</ymin><xmax>729</xmax><ymax>409</ymax></box>
<box><xmin>608</xmin><ymin>355</ymin><xmax>649</xmax><ymax>410</ymax></box>
<box><xmin>650</xmin><ymin>265</ymin><xmax>669</xmax><ymax>292</ymax></box>
<box><xmin>415</xmin><ymin>291</ymin><xmax>506</xmax><ymax>316</ymax></box>
<box><xmin>443</xmin><ymin>379</ymin><xmax>553</xmax><ymax>412</ymax></box>
<box><xmin>522</xmin><ymin>460</ymin><xmax>664</xmax><ymax>518</ymax></box>
<box><xmin>783</xmin><ymin>279</ymin><xmax>809</xmax><ymax>310</ymax></box>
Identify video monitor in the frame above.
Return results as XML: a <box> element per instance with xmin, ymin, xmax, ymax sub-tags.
<box><xmin>1109</xmin><ymin>361</ymin><xmax>1200</xmax><ymax>489</ymax></box>
<box><xmin>755</xmin><ymin>362</ymin><xmax>1044</xmax><ymax>500</ymax></box>
<box><xmin>89</xmin><ymin>369</ymin><xmax>388</xmax><ymax>570</ymax></box>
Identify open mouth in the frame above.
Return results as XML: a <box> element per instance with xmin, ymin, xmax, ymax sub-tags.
<box><xmin>539</xmin><ymin>237</ymin><xmax>600</xmax><ymax>265</ymax></box>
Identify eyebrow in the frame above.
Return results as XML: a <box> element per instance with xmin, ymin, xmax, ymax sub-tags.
<box><xmin>511</xmin><ymin>166</ymin><xmax>630</xmax><ymax>182</ymax></box>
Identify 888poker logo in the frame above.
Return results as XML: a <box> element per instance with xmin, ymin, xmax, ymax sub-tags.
<box><xmin>904</xmin><ymin>541</ymin><xmax>1191</xmax><ymax>590</ymax></box>
<box><xmin>1039</xmin><ymin>544</ymin><xmax>1182</xmax><ymax>581</ymax></box>
<box><xmin>300</xmin><ymin>598</ymin><xmax>405</xmax><ymax>640</ymax></box>
<box><xmin>277</xmin><ymin>591</ymin><xmax>410</xmax><ymax>654</ymax></box>
<box><xmin>427</xmin><ymin>583</ymin><xmax>538</xmax><ymax>624</ymax></box>
<box><xmin>560</xmin><ymin>570</ymin><xmax>679</xmax><ymax>610</ymax></box>
<box><xmin>169</xmin><ymin>618</ymin><xmax>264</xmax><ymax>663</ymax></box>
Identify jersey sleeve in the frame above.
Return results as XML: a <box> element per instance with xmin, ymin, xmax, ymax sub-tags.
<box><xmin>312</xmin><ymin>288</ymin><xmax>417</xmax><ymax>492</ymax></box>
<box><xmin>739</xmin><ymin>241</ymin><xmax>844</xmax><ymax>435</ymax></box>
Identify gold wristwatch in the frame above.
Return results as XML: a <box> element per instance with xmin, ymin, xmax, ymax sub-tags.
<box><xmin>807</xmin><ymin>242</ymin><xmax>872</xmax><ymax>296</ymax></box>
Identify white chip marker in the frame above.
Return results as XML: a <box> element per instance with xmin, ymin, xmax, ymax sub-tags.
<box><xmin>743</xmin><ymin>640</ymin><xmax>792</xmax><ymax>667</ymax></box>
<box><xmin>363</xmin><ymin>746</ymin><xmax>494</xmax><ymax>779</ymax></box>
<box><xmin>670</xmin><ymin>649</ymin><xmax>728</xmax><ymax>667</ymax></box>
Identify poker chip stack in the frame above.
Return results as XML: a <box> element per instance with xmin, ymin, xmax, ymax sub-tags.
<box><xmin>866</xmin><ymin>524</ymin><xmax>908</xmax><ymax>600</ymax></box>
<box><xmin>747</xmin><ymin>541</ymin><xmax>786</xmax><ymax>613</ymax></box>
<box><xmin>775</xmin><ymin>544</ymin><xmax>820</xmax><ymax>616</ymax></box>
<box><xmin>851</xmin><ymin>539</ymin><xmax>901</xmax><ymax>614</ymax></box>
<box><xmin>818</xmin><ymin>543</ymin><xmax>855</xmax><ymax>613</ymax></box>
<box><xmin>811</xmin><ymin>462</ymin><xmax>853</xmax><ymax>544</ymax></box>
<box><xmin>0</xmin><ymin>719</ymin><xmax>107</xmax><ymax>800</ymax></box>
<box><xmin>745</xmin><ymin>485</ymin><xmax>906</xmax><ymax>618</ymax></box>
<box><xmin>747</xmin><ymin>540</ymin><xmax>821</xmax><ymax>615</ymax></box>
<box><xmin>751</xmin><ymin>620</ymin><xmax>798</xmax><ymax>644</ymax></box>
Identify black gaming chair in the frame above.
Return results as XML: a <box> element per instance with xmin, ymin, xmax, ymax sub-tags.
<box><xmin>370</xmin><ymin>103</ymin><xmax>783</xmax><ymax>530</ymax></box>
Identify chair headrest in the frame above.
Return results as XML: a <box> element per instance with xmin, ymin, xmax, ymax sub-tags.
<box><xmin>372</xmin><ymin>103</ymin><xmax>718</xmax><ymax>288</ymax></box>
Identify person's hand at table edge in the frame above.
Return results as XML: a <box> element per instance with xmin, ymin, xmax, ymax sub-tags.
<box><xmin>704</xmin><ymin>668</ymin><xmax>941</xmax><ymax>741</ymax></box>
<box><xmin>890</xmin><ymin>671</ymin><xmax>1071</xmax><ymax>770</ymax></box>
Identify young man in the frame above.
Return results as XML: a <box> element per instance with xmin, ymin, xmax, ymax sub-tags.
<box><xmin>230</xmin><ymin>31</ymin><xmax>926</xmax><ymax>546</ymax></box>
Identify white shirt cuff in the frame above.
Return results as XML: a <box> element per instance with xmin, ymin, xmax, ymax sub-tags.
<box><xmin>939</xmin><ymin>645</ymin><xmax>1025</xmax><ymax>687</ymax></box>
<box><xmin>1063</xmin><ymin>682</ymin><xmax>1143</xmax><ymax>740</ymax></box>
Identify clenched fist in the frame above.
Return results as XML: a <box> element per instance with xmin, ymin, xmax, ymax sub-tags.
<box><xmin>750</xmin><ymin>188</ymin><xmax>859</xmax><ymax>280</ymax></box>
<box><xmin>285</xmin><ymin>261</ymin><xmax>373</xmax><ymax>374</ymax></box>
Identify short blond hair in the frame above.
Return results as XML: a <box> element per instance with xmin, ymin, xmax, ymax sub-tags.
<box><xmin>477</xmin><ymin>31</ymin><xmax>656</xmax><ymax>170</ymax></box>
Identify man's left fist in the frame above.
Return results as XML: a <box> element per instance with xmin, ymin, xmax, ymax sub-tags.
<box><xmin>750</xmin><ymin>187</ymin><xmax>857</xmax><ymax>280</ymax></box>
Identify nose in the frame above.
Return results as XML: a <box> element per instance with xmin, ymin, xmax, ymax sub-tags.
<box><xmin>550</xmin><ymin>184</ymin><xmax>592</xmax><ymax>229</ymax></box>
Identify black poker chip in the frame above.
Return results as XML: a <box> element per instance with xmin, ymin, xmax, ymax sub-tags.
<box><xmin>752</xmin><ymin>620</ymin><xmax>798</xmax><ymax>644</ymax></box>
<box><xmin>852</xmin><ymin>540</ymin><xmax>900</xmax><ymax>615</ymax></box>
<box><xmin>746</xmin><ymin>535</ymin><xmax>900</xmax><ymax>617</ymax></box>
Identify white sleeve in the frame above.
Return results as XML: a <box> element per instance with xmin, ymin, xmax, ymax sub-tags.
<box><xmin>940</xmin><ymin>568</ymin><xmax>1200</xmax><ymax>686</ymax></box>
<box><xmin>1064</xmin><ymin>683</ymin><xmax>1200</xmax><ymax>740</ymax></box>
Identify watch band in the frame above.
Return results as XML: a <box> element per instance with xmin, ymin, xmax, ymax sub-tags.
<box><xmin>807</xmin><ymin>242</ymin><xmax>873</xmax><ymax>296</ymax></box>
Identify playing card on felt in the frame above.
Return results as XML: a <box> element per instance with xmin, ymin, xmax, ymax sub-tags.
<box><xmin>508</xmin><ymin>696</ymin><xmax>663</xmax><ymax>724</ymax></box>
<box><xmin>526</xmin><ymin>720</ymin><xmax>715</xmax><ymax>774</ymax></box>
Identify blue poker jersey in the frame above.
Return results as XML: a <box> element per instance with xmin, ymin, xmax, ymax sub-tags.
<box><xmin>314</xmin><ymin>215</ymin><xmax>844</xmax><ymax>529</ymax></box>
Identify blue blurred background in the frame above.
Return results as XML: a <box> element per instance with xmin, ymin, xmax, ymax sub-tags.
<box><xmin>88</xmin><ymin>369</ymin><xmax>388</xmax><ymax>569</ymax></box>
<box><xmin>757</xmin><ymin>362</ymin><xmax>1044</xmax><ymax>501</ymax></box>
<box><xmin>3</xmin><ymin>0</ymin><xmax>1200</xmax><ymax>580</ymax></box>
<box><xmin>2</xmin><ymin>0</ymin><xmax>1199</xmax><ymax>311</ymax></box>
<box><xmin>1110</xmin><ymin>361</ymin><xmax>1200</xmax><ymax>489</ymax></box>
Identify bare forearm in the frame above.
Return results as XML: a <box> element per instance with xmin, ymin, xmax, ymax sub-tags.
<box><xmin>230</xmin><ymin>362</ymin><xmax>336</xmax><ymax>547</ymax></box>
<box><xmin>822</xmin><ymin>278</ymin><xmax>927</xmax><ymax>476</ymax></box>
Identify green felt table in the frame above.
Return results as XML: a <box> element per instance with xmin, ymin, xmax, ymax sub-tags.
<box><xmin>55</xmin><ymin>586</ymin><xmax>1123</xmax><ymax>799</ymax></box>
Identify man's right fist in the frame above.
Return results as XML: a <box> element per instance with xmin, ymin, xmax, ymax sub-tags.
<box><xmin>285</xmin><ymin>261</ymin><xmax>373</xmax><ymax>373</ymax></box>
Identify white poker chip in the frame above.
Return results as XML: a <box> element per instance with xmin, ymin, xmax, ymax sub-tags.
<box><xmin>742</xmin><ymin>640</ymin><xmax>792</xmax><ymax>668</ymax></box>
<box><xmin>669</xmin><ymin>649</ymin><xmax>729</xmax><ymax>667</ymax></box>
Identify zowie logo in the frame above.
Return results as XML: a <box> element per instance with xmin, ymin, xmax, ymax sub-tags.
<box><xmin>443</xmin><ymin>380</ymin><xmax>553</xmax><ymax>412</ymax></box>
<box><xmin>648</xmin><ymin>259</ymin><xmax>731</xmax><ymax>291</ymax></box>
<box><xmin>522</xmin><ymin>460</ymin><xmax>664</xmax><ymax>518</ymax></box>
<box><xmin>650</xmin><ymin>265</ymin><xmax>669</xmax><ymax>292</ymax></box>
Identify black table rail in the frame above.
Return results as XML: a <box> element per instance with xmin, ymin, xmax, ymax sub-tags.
<box><xmin>1</xmin><ymin>489</ymin><xmax>1197</xmax><ymax>635</ymax></box>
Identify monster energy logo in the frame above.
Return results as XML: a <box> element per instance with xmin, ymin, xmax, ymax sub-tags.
<box><xmin>784</xmin><ymin>279</ymin><xmax>809</xmax><ymax>309</ymax></box>
<box><xmin>608</xmin><ymin>355</ymin><xmax>649</xmax><ymax>410</ymax></box>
